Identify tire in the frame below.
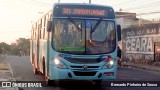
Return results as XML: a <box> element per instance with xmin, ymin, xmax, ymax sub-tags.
<box><xmin>42</xmin><ymin>59</ymin><xmax>45</xmax><ymax>75</ymax></box>
<box><xmin>44</xmin><ymin>73</ymin><xmax>54</xmax><ymax>86</ymax></box>
<box><xmin>33</xmin><ymin>66</ymin><xmax>39</xmax><ymax>74</ymax></box>
<box><xmin>45</xmin><ymin>77</ymin><xmax>54</xmax><ymax>86</ymax></box>
<box><xmin>43</xmin><ymin>59</ymin><xmax>54</xmax><ymax>86</ymax></box>
<box><xmin>33</xmin><ymin>55</ymin><xmax>39</xmax><ymax>74</ymax></box>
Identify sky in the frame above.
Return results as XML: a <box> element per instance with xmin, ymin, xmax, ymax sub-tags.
<box><xmin>0</xmin><ymin>0</ymin><xmax>160</xmax><ymax>44</ymax></box>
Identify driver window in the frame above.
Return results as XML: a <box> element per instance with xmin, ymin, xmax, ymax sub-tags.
<box><xmin>53</xmin><ymin>20</ymin><xmax>63</xmax><ymax>47</ymax></box>
<box><xmin>107</xmin><ymin>22</ymin><xmax>115</xmax><ymax>41</ymax></box>
<box><xmin>92</xmin><ymin>21</ymin><xmax>107</xmax><ymax>42</ymax></box>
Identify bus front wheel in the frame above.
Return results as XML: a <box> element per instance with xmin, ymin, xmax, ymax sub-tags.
<box><xmin>45</xmin><ymin>77</ymin><xmax>54</xmax><ymax>86</ymax></box>
<box><xmin>44</xmin><ymin>72</ymin><xmax>54</xmax><ymax>86</ymax></box>
<box><xmin>43</xmin><ymin>59</ymin><xmax>54</xmax><ymax>86</ymax></box>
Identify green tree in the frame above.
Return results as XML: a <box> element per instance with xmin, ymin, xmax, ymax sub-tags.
<box><xmin>0</xmin><ymin>38</ymin><xmax>30</xmax><ymax>55</ymax></box>
<box><xmin>16</xmin><ymin>38</ymin><xmax>30</xmax><ymax>55</ymax></box>
<box><xmin>10</xmin><ymin>43</ymin><xmax>19</xmax><ymax>55</ymax></box>
<box><xmin>0</xmin><ymin>42</ymin><xmax>11</xmax><ymax>54</ymax></box>
<box><xmin>9</xmin><ymin>38</ymin><xmax>30</xmax><ymax>55</ymax></box>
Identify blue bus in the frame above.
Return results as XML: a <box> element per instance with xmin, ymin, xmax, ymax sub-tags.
<box><xmin>30</xmin><ymin>3</ymin><xmax>121</xmax><ymax>86</ymax></box>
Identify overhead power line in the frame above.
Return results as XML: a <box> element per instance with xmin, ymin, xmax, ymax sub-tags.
<box><xmin>114</xmin><ymin>0</ymin><xmax>133</xmax><ymax>6</ymax></box>
<box><xmin>30</xmin><ymin>0</ymin><xmax>52</xmax><ymax>6</ymax></box>
<box><xmin>0</xmin><ymin>31</ymin><xmax>31</xmax><ymax>33</ymax></box>
<box><xmin>137</xmin><ymin>11</ymin><xmax>160</xmax><ymax>16</ymax></box>
<box><xmin>114</xmin><ymin>0</ymin><xmax>143</xmax><ymax>10</ymax></box>
<box><xmin>20</xmin><ymin>0</ymin><xmax>52</xmax><ymax>7</ymax></box>
<box><xmin>124</xmin><ymin>1</ymin><xmax>160</xmax><ymax>11</ymax></box>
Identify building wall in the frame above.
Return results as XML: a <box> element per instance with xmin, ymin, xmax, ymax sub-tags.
<box><xmin>124</xmin><ymin>18</ymin><xmax>138</xmax><ymax>27</ymax></box>
<box><xmin>116</xmin><ymin>17</ymin><xmax>139</xmax><ymax>49</ymax></box>
<box><xmin>121</xmin><ymin>23</ymin><xmax>160</xmax><ymax>63</ymax></box>
<box><xmin>116</xmin><ymin>18</ymin><xmax>139</xmax><ymax>29</ymax></box>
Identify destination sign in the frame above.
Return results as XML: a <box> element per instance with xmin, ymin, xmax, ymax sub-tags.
<box><xmin>53</xmin><ymin>4</ymin><xmax>115</xmax><ymax>19</ymax></box>
<box><xmin>62</xmin><ymin>8</ymin><xmax>106</xmax><ymax>16</ymax></box>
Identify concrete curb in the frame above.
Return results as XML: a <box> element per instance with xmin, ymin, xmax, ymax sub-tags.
<box><xmin>8</xmin><ymin>63</ymin><xmax>19</xmax><ymax>90</ymax></box>
<box><xmin>122</xmin><ymin>63</ymin><xmax>160</xmax><ymax>73</ymax></box>
<box><xmin>0</xmin><ymin>63</ymin><xmax>19</xmax><ymax>90</ymax></box>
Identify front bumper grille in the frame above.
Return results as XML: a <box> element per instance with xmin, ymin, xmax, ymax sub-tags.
<box><xmin>66</xmin><ymin>58</ymin><xmax>100</xmax><ymax>64</ymax></box>
<box><xmin>70</xmin><ymin>66</ymin><xmax>99</xmax><ymax>69</ymax></box>
<box><xmin>73</xmin><ymin>71</ymin><xmax>97</xmax><ymax>76</ymax></box>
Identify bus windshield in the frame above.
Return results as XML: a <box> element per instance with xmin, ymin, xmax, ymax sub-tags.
<box><xmin>52</xmin><ymin>18</ymin><xmax>116</xmax><ymax>54</ymax></box>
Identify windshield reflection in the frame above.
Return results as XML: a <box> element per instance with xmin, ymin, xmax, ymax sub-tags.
<box><xmin>52</xmin><ymin>18</ymin><xmax>116</xmax><ymax>54</ymax></box>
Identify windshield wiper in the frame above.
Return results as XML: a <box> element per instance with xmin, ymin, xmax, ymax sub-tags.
<box><xmin>68</xmin><ymin>18</ymin><xmax>83</xmax><ymax>41</ymax></box>
<box><xmin>91</xmin><ymin>18</ymin><xmax>102</xmax><ymax>33</ymax></box>
<box><xmin>68</xmin><ymin>18</ymin><xmax>82</xmax><ymax>32</ymax></box>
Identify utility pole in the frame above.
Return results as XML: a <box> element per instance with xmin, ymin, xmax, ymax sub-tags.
<box><xmin>89</xmin><ymin>0</ymin><xmax>91</xmax><ymax>4</ymax></box>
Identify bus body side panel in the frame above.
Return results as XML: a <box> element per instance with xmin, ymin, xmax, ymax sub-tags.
<box><xmin>30</xmin><ymin>29</ymin><xmax>34</xmax><ymax>64</ymax></box>
<box><xmin>37</xmin><ymin>33</ymin><xmax>50</xmax><ymax>76</ymax></box>
<box><xmin>48</xmin><ymin>44</ymin><xmax>68</xmax><ymax>80</ymax></box>
<box><xmin>37</xmin><ymin>26</ymin><xmax>40</xmax><ymax>70</ymax></box>
<box><xmin>30</xmin><ymin>39</ymin><xmax>33</xmax><ymax>64</ymax></box>
<box><xmin>39</xmin><ymin>39</ymin><xmax>47</xmax><ymax>73</ymax></box>
<box><xmin>44</xmin><ymin>32</ymin><xmax>51</xmax><ymax>76</ymax></box>
<box><xmin>32</xmin><ymin>26</ymin><xmax>39</xmax><ymax>70</ymax></box>
<box><xmin>35</xmin><ymin>11</ymin><xmax>52</xmax><ymax>75</ymax></box>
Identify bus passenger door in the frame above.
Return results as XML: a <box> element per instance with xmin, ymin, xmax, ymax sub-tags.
<box><xmin>37</xmin><ymin>25</ymin><xmax>41</xmax><ymax>70</ymax></box>
<box><xmin>33</xmin><ymin>24</ymin><xmax>40</xmax><ymax>70</ymax></box>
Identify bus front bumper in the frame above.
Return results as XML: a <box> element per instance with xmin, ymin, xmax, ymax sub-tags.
<box><xmin>49</xmin><ymin>65</ymin><xmax>117</xmax><ymax>80</ymax></box>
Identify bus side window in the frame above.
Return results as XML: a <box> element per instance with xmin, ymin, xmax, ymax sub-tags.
<box><xmin>43</xmin><ymin>16</ymin><xmax>46</xmax><ymax>39</ymax></box>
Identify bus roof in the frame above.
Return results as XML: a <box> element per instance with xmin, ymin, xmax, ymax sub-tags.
<box><xmin>31</xmin><ymin>3</ymin><xmax>115</xmax><ymax>25</ymax></box>
<box><xmin>53</xmin><ymin>3</ymin><xmax>114</xmax><ymax>9</ymax></box>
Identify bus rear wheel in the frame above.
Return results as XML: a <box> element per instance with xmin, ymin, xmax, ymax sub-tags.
<box><xmin>33</xmin><ymin>56</ymin><xmax>39</xmax><ymax>74</ymax></box>
<box><xmin>33</xmin><ymin>64</ymin><xmax>39</xmax><ymax>74</ymax></box>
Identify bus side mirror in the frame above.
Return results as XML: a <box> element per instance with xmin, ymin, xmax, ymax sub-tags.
<box><xmin>117</xmin><ymin>25</ymin><xmax>121</xmax><ymax>41</ymax></box>
<box><xmin>47</xmin><ymin>21</ymin><xmax>52</xmax><ymax>32</ymax></box>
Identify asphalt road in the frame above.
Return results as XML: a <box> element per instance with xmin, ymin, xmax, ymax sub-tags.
<box><xmin>4</xmin><ymin>56</ymin><xmax>160</xmax><ymax>90</ymax></box>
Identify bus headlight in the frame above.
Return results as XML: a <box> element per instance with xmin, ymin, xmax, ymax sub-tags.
<box><xmin>102</xmin><ymin>56</ymin><xmax>115</xmax><ymax>69</ymax></box>
<box><xmin>53</xmin><ymin>58</ymin><xmax>68</xmax><ymax>69</ymax></box>
<box><xmin>54</xmin><ymin>58</ymin><xmax>60</xmax><ymax>65</ymax></box>
<box><xmin>109</xmin><ymin>60</ymin><xmax>114</xmax><ymax>65</ymax></box>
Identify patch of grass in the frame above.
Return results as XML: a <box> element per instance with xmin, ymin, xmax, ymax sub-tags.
<box><xmin>0</xmin><ymin>63</ymin><xmax>9</xmax><ymax>70</ymax></box>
